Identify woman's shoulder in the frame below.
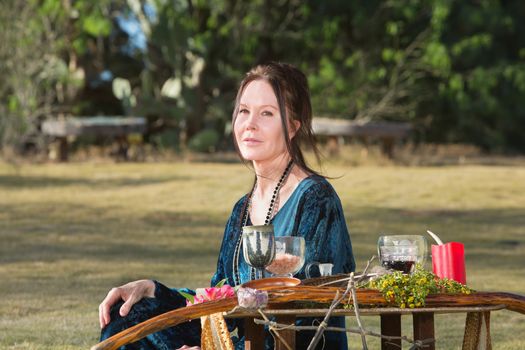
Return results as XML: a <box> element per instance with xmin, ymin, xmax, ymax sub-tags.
<box><xmin>230</xmin><ymin>194</ymin><xmax>249</xmax><ymax>215</ymax></box>
<box><xmin>233</xmin><ymin>194</ymin><xmax>248</xmax><ymax>208</ymax></box>
<box><xmin>292</xmin><ymin>174</ymin><xmax>344</xmax><ymax>214</ymax></box>
<box><xmin>300</xmin><ymin>174</ymin><xmax>337</xmax><ymax>197</ymax></box>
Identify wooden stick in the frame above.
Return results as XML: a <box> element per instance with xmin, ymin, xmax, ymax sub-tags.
<box><xmin>257</xmin><ymin>309</ymin><xmax>293</xmax><ymax>350</ymax></box>
<box><xmin>253</xmin><ymin>318</ymin><xmax>433</xmax><ymax>348</ymax></box>
<box><xmin>307</xmin><ymin>290</ymin><xmax>341</xmax><ymax>350</ymax></box>
<box><xmin>351</xmin><ymin>274</ymin><xmax>369</xmax><ymax>349</ymax></box>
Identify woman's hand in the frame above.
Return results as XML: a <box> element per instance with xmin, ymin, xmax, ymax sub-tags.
<box><xmin>98</xmin><ymin>279</ymin><xmax>155</xmax><ymax>328</ymax></box>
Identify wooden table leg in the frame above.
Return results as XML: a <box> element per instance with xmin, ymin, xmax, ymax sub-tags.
<box><xmin>381</xmin><ymin>314</ymin><xmax>401</xmax><ymax>350</ymax></box>
<box><xmin>413</xmin><ymin>312</ymin><xmax>435</xmax><ymax>350</ymax></box>
<box><xmin>462</xmin><ymin>312</ymin><xmax>492</xmax><ymax>350</ymax></box>
<box><xmin>274</xmin><ymin>314</ymin><xmax>296</xmax><ymax>350</ymax></box>
<box><xmin>244</xmin><ymin>317</ymin><xmax>265</xmax><ymax>350</ymax></box>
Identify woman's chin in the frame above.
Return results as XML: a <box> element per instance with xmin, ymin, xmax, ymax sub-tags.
<box><xmin>240</xmin><ymin>152</ymin><xmax>290</xmax><ymax>164</ymax></box>
<box><xmin>239</xmin><ymin>151</ymin><xmax>264</xmax><ymax>162</ymax></box>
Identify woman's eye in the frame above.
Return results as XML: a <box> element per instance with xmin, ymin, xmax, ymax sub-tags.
<box><xmin>261</xmin><ymin>110</ymin><xmax>273</xmax><ymax>117</ymax></box>
<box><xmin>238</xmin><ymin>108</ymin><xmax>249</xmax><ymax>114</ymax></box>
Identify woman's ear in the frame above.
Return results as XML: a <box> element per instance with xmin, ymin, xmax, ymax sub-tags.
<box><xmin>289</xmin><ymin>120</ymin><xmax>301</xmax><ymax>139</ymax></box>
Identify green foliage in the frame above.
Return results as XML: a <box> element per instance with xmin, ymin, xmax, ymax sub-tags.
<box><xmin>0</xmin><ymin>2</ymin><xmax>63</xmax><ymax>150</ymax></box>
<box><xmin>302</xmin><ymin>0</ymin><xmax>525</xmax><ymax>152</ymax></box>
<box><xmin>153</xmin><ymin>128</ymin><xmax>180</xmax><ymax>151</ymax></box>
<box><xmin>366</xmin><ymin>265</ymin><xmax>473</xmax><ymax>309</ymax></box>
<box><xmin>82</xmin><ymin>15</ymin><xmax>112</xmax><ymax>37</ymax></box>
<box><xmin>0</xmin><ymin>0</ymin><xmax>115</xmax><ymax>152</ymax></box>
<box><xmin>2</xmin><ymin>0</ymin><xmax>525</xmax><ymax>154</ymax></box>
<box><xmin>188</xmin><ymin>129</ymin><xmax>220</xmax><ymax>153</ymax></box>
<box><xmin>423</xmin><ymin>42</ymin><xmax>451</xmax><ymax>74</ymax></box>
<box><xmin>215</xmin><ymin>278</ymin><xmax>228</xmax><ymax>288</ymax></box>
<box><xmin>178</xmin><ymin>290</ymin><xmax>195</xmax><ymax>304</ymax></box>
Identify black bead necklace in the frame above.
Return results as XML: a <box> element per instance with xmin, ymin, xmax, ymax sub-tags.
<box><xmin>263</xmin><ymin>159</ymin><xmax>294</xmax><ymax>225</ymax></box>
<box><xmin>232</xmin><ymin>160</ymin><xmax>294</xmax><ymax>285</ymax></box>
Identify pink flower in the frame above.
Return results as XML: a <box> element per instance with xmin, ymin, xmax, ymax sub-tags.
<box><xmin>186</xmin><ymin>285</ymin><xmax>235</xmax><ymax>306</ymax></box>
<box><xmin>205</xmin><ymin>285</ymin><xmax>236</xmax><ymax>300</ymax></box>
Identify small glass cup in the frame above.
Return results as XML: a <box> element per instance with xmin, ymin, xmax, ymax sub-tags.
<box><xmin>265</xmin><ymin>236</ymin><xmax>305</xmax><ymax>277</ymax></box>
<box><xmin>305</xmin><ymin>262</ymin><xmax>333</xmax><ymax>278</ymax></box>
<box><xmin>242</xmin><ymin>225</ymin><xmax>276</xmax><ymax>279</ymax></box>
<box><xmin>378</xmin><ymin>235</ymin><xmax>427</xmax><ymax>273</ymax></box>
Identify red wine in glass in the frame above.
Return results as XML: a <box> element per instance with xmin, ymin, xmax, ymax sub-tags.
<box><xmin>378</xmin><ymin>235</ymin><xmax>427</xmax><ymax>274</ymax></box>
<box><xmin>382</xmin><ymin>260</ymin><xmax>415</xmax><ymax>273</ymax></box>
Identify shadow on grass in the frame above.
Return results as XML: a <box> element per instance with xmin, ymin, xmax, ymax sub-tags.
<box><xmin>141</xmin><ymin>209</ymin><xmax>224</xmax><ymax>228</ymax></box>
<box><xmin>347</xmin><ymin>205</ymin><xmax>525</xmax><ymax>233</ymax></box>
<box><xmin>346</xmin><ymin>205</ymin><xmax>525</xmax><ymax>270</ymax></box>
<box><xmin>0</xmin><ymin>240</ymin><xmax>219</xmax><ymax>264</ymax></box>
<box><xmin>2</xmin><ymin>200</ymin><xmax>524</xmax><ymax>270</ymax></box>
<box><xmin>0</xmin><ymin>174</ymin><xmax>190</xmax><ymax>189</ymax></box>
<box><xmin>0</xmin><ymin>203</ymin><xmax>224</xmax><ymax>265</ymax></box>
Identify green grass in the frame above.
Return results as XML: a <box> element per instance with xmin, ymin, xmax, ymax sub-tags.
<box><xmin>0</xmin><ymin>160</ymin><xmax>524</xmax><ymax>349</ymax></box>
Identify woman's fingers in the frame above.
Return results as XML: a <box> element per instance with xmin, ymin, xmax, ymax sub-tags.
<box><xmin>98</xmin><ymin>280</ymin><xmax>155</xmax><ymax>328</ymax></box>
<box><xmin>119</xmin><ymin>291</ymin><xmax>140</xmax><ymax>317</ymax></box>
<box><xmin>98</xmin><ymin>304</ymin><xmax>105</xmax><ymax>329</ymax></box>
<box><xmin>99</xmin><ymin>287</ymin><xmax>123</xmax><ymax>328</ymax></box>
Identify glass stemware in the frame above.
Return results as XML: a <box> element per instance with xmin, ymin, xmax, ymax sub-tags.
<box><xmin>266</xmin><ymin>236</ymin><xmax>305</xmax><ymax>277</ymax></box>
<box><xmin>242</xmin><ymin>225</ymin><xmax>276</xmax><ymax>279</ymax></box>
<box><xmin>378</xmin><ymin>235</ymin><xmax>427</xmax><ymax>273</ymax></box>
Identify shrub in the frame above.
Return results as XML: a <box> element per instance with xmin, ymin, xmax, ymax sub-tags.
<box><xmin>188</xmin><ymin>129</ymin><xmax>220</xmax><ymax>153</ymax></box>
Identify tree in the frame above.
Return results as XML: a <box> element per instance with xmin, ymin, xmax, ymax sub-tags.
<box><xmin>2</xmin><ymin>0</ymin><xmax>525</xmax><ymax>155</ymax></box>
<box><xmin>0</xmin><ymin>0</ymin><xmax>115</xmax><ymax>155</ymax></box>
<box><xmin>0</xmin><ymin>0</ymin><xmax>68</xmax><ymax>154</ymax></box>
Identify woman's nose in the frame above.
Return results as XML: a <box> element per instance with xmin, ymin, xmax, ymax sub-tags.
<box><xmin>245</xmin><ymin>112</ymin><xmax>257</xmax><ymax>130</ymax></box>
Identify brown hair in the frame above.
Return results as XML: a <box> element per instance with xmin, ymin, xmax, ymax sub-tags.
<box><xmin>232</xmin><ymin>62</ymin><xmax>321</xmax><ymax>176</ymax></box>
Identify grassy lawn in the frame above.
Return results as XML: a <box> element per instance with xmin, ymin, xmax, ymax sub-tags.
<box><xmin>0</xmin><ymin>160</ymin><xmax>524</xmax><ymax>349</ymax></box>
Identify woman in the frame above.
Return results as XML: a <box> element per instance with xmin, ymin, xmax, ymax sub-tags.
<box><xmin>99</xmin><ymin>62</ymin><xmax>355</xmax><ymax>349</ymax></box>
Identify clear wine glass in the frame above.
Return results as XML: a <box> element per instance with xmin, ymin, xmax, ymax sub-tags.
<box><xmin>266</xmin><ymin>236</ymin><xmax>305</xmax><ymax>277</ymax></box>
<box><xmin>242</xmin><ymin>225</ymin><xmax>276</xmax><ymax>279</ymax></box>
<box><xmin>378</xmin><ymin>235</ymin><xmax>427</xmax><ymax>273</ymax></box>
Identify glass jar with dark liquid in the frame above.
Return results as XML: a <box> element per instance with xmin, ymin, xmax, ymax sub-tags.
<box><xmin>378</xmin><ymin>235</ymin><xmax>427</xmax><ymax>274</ymax></box>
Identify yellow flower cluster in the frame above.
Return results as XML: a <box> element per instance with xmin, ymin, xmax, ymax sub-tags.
<box><xmin>366</xmin><ymin>264</ymin><xmax>473</xmax><ymax>309</ymax></box>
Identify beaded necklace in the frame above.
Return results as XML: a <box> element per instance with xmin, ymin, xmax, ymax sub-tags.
<box><xmin>232</xmin><ymin>160</ymin><xmax>294</xmax><ymax>285</ymax></box>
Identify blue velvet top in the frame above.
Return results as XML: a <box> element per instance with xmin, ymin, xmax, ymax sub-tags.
<box><xmin>212</xmin><ymin>174</ymin><xmax>355</xmax><ymax>286</ymax></box>
<box><xmin>101</xmin><ymin>174</ymin><xmax>355</xmax><ymax>350</ymax></box>
<box><xmin>212</xmin><ymin>174</ymin><xmax>355</xmax><ymax>349</ymax></box>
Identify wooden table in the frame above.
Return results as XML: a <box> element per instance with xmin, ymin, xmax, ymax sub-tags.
<box><xmin>90</xmin><ymin>279</ymin><xmax>525</xmax><ymax>350</ymax></box>
<box><xmin>226</xmin><ymin>304</ymin><xmax>503</xmax><ymax>350</ymax></box>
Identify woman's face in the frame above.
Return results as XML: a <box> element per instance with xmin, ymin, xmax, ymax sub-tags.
<box><xmin>234</xmin><ymin>80</ymin><xmax>296</xmax><ymax>163</ymax></box>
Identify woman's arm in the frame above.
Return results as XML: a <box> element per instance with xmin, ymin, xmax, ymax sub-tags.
<box><xmin>210</xmin><ymin>216</ymin><xmax>232</xmax><ymax>287</ymax></box>
<box><xmin>210</xmin><ymin>196</ymin><xmax>246</xmax><ymax>287</ymax></box>
<box><xmin>295</xmin><ymin>181</ymin><xmax>355</xmax><ymax>277</ymax></box>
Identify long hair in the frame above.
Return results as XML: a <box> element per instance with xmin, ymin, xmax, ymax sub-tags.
<box><xmin>232</xmin><ymin>62</ymin><xmax>321</xmax><ymax>176</ymax></box>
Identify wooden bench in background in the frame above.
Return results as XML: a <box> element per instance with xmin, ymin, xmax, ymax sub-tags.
<box><xmin>42</xmin><ymin>116</ymin><xmax>146</xmax><ymax>161</ymax></box>
<box><xmin>313</xmin><ymin>117</ymin><xmax>412</xmax><ymax>158</ymax></box>
<box><xmin>41</xmin><ymin>116</ymin><xmax>410</xmax><ymax>161</ymax></box>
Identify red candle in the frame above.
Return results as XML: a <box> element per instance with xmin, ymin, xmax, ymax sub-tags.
<box><xmin>431</xmin><ymin>242</ymin><xmax>466</xmax><ymax>284</ymax></box>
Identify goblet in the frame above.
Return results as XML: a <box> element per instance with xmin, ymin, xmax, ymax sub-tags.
<box><xmin>266</xmin><ymin>236</ymin><xmax>305</xmax><ymax>277</ymax></box>
<box><xmin>242</xmin><ymin>225</ymin><xmax>276</xmax><ymax>279</ymax></box>
<box><xmin>378</xmin><ymin>235</ymin><xmax>427</xmax><ymax>273</ymax></box>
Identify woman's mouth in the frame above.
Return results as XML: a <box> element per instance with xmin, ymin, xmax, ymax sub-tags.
<box><xmin>242</xmin><ymin>138</ymin><xmax>262</xmax><ymax>146</ymax></box>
